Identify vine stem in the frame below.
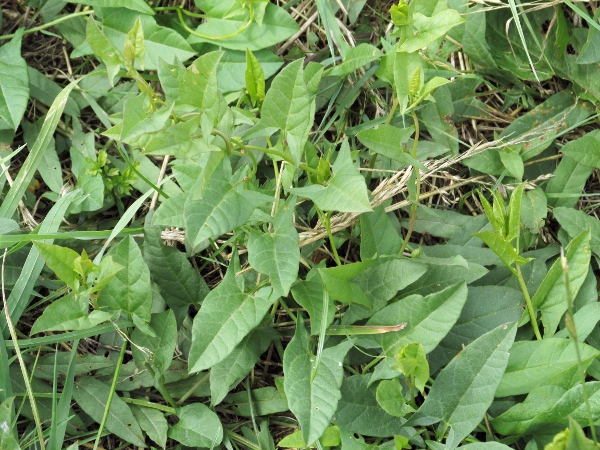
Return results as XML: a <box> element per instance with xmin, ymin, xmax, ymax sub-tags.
<box><xmin>0</xmin><ymin>10</ymin><xmax>94</xmax><ymax>41</ymax></box>
<box><xmin>515</xmin><ymin>265</ymin><xmax>542</xmax><ymax>340</ymax></box>
<box><xmin>399</xmin><ymin>107</ymin><xmax>421</xmax><ymax>255</ymax></box>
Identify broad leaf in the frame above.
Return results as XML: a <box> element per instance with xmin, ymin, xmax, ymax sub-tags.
<box><xmin>131</xmin><ymin>405</ymin><xmax>168</xmax><ymax>449</ymax></box>
<box><xmin>359</xmin><ymin>204</ymin><xmax>403</xmax><ymax>259</ymax></box>
<box><xmin>248</xmin><ymin>196</ymin><xmax>300</xmax><ymax>297</ymax></box>
<box><xmin>408</xmin><ymin>323</ymin><xmax>517</xmax><ymax>449</ymax></box>
<box><xmin>85</xmin><ymin>17</ymin><xmax>124</xmax><ymax>86</ymax></box>
<box><xmin>0</xmin><ymin>398</ymin><xmax>19</xmax><ymax>450</ymax></box>
<box><xmin>291</xmin><ymin>140</ymin><xmax>372</xmax><ymax>212</ymax></box>
<box><xmin>554</xmin><ymin>207</ymin><xmax>600</xmax><ymax>259</ymax></box>
<box><xmin>69</xmin><ymin>0</ymin><xmax>154</xmax><ymax>14</ymax></box>
<box><xmin>131</xmin><ymin>310</ymin><xmax>177</xmax><ymax>376</ymax></box>
<box><xmin>546</xmin><ymin>156</ymin><xmax>593</xmax><ymax>208</ymax></box>
<box><xmin>0</xmin><ymin>29</ymin><xmax>29</xmax><ymax>130</ymax></box>
<box><xmin>73</xmin><ymin>378</ymin><xmax>145</xmax><ymax>447</ymax></box>
<box><xmin>97</xmin><ymin>236</ymin><xmax>152</xmax><ymax>322</ymax></box>
<box><xmin>357</xmin><ymin>125</ymin><xmax>420</xmax><ymax>166</ymax></box>
<box><xmin>33</xmin><ymin>243</ymin><xmax>80</xmax><ymax>291</ymax></box>
<box><xmin>292</xmin><ymin>271</ymin><xmax>337</xmax><ymax>335</ymax></box>
<box><xmin>399</xmin><ymin>10</ymin><xmax>465</xmax><ymax>53</ymax></box>
<box><xmin>168</xmin><ymin>403</ymin><xmax>223</xmax><ymax>448</ymax></box>
<box><xmin>328</xmin><ymin>43</ymin><xmax>382</xmax><ymax>77</ymax></box>
<box><xmin>188</xmin><ymin>265</ymin><xmax>278</xmax><ymax>373</ymax></box>
<box><xmin>283</xmin><ymin>319</ymin><xmax>353</xmax><ymax>446</ymax></box>
<box><xmin>496</xmin><ymin>338</ymin><xmax>600</xmax><ymax>397</ymax></box>
<box><xmin>474</xmin><ymin>230</ymin><xmax>531</xmax><ymax>269</ymax></box>
<box><xmin>560</xmin><ymin>130</ymin><xmax>600</xmax><ymax>168</ymax></box>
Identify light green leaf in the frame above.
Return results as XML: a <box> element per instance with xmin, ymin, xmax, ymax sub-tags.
<box><xmin>245</xmin><ymin>48</ymin><xmax>266</xmax><ymax>105</ymax></box>
<box><xmin>184</xmin><ymin>162</ymin><xmax>273</xmax><ymax>251</ymax></box>
<box><xmin>167</xmin><ymin>403</ymin><xmax>223</xmax><ymax>448</ymax></box>
<box><xmin>399</xmin><ymin>10</ymin><xmax>465</xmax><ymax>53</ymax></box>
<box><xmin>411</xmin><ymin>77</ymin><xmax>451</xmax><ymax>109</ymax></box>
<box><xmin>457</xmin><ymin>444</ymin><xmax>514</xmax><ymax>449</ymax></box>
<box><xmin>327</xmin><ymin>43</ymin><xmax>382</xmax><ymax>77</ymax></box>
<box><xmin>86</xmin><ymin>17</ymin><xmax>124</xmax><ymax>86</ymax></box>
<box><xmin>131</xmin><ymin>405</ymin><xmax>168</xmax><ymax>449</ymax></box>
<box><xmin>291</xmin><ymin>140</ymin><xmax>372</xmax><ymax>212</ymax></box>
<box><xmin>188</xmin><ymin>3</ymin><xmax>298</xmax><ymax>51</ymax></box>
<box><xmin>492</xmin><ymin>382</ymin><xmax>600</xmax><ymax>436</ymax></box>
<box><xmin>33</xmin><ymin>242</ymin><xmax>80</xmax><ymax>291</ymax></box>
<box><xmin>357</xmin><ymin>125</ymin><xmax>423</xmax><ymax>167</ymax></box>
<box><xmin>359</xmin><ymin>204</ymin><xmax>403</xmax><ymax>259</ymax></box>
<box><xmin>0</xmin><ymin>29</ymin><xmax>29</xmax><ymax>130</ymax></box>
<box><xmin>0</xmin><ymin>398</ymin><xmax>20</xmax><ymax>450</ymax></box>
<box><xmin>73</xmin><ymin>377</ymin><xmax>145</xmax><ymax>447</ymax></box>
<box><xmin>499</xmin><ymin>149</ymin><xmax>524</xmax><ymax>181</ymax></box>
<box><xmin>210</xmin><ymin>327</ymin><xmax>277</xmax><ymax>406</ymax></box>
<box><xmin>97</xmin><ymin>236</ymin><xmax>152</xmax><ymax>321</ymax></box>
<box><xmin>248</xmin><ymin>196</ymin><xmax>299</xmax><ymax>297</ymax></box>
<box><xmin>521</xmin><ymin>187</ymin><xmax>547</xmax><ymax>233</ymax></box>
<box><xmin>123</xmin><ymin>16</ymin><xmax>145</xmax><ymax>70</ymax></box>
<box><xmin>283</xmin><ymin>319</ymin><xmax>353</xmax><ymax>446</ymax></box>
<box><xmin>68</xmin><ymin>0</ymin><xmax>155</xmax><ymax>14</ymax></box>
<box><xmin>143</xmin><ymin>224</ymin><xmax>209</xmax><ymax>324</ymax></box>
<box><xmin>369</xmin><ymin>282</ymin><xmax>468</xmax><ymax>356</ymax></box>
<box><xmin>318</xmin><ymin>260</ymin><xmax>373</xmax><ymax>306</ymax></box>
<box><xmin>376</xmin><ymin>378</ymin><xmax>412</xmax><ymax>418</ymax></box>
<box><xmin>408</xmin><ymin>323</ymin><xmax>517</xmax><ymax>449</ymax></box>
<box><xmin>217</xmin><ymin>48</ymin><xmax>282</xmax><ymax>94</ymax></box>
<box><xmin>506</xmin><ymin>183</ymin><xmax>524</xmax><ymax>242</ymax></box>
<box><xmin>188</xmin><ymin>265</ymin><xmax>278</xmax><ymax>373</ymax></box>
<box><xmin>260</xmin><ymin>59</ymin><xmax>311</xmax><ymax>166</ymax></box>
<box><xmin>291</xmin><ymin>271</ymin><xmax>337</xmax><ymax>335</ymax></box>
<box><xmin>496</xmin><ymin>338</ymin><xmax>600</xmax><ymax>397</ymax></box>
<box><xmin>278</xmin><ymin>426</ymin><xmax>341</xmax><ymax>448</ymax></box>
<box><xmin>474</xmin><ymin>230</ymin><xmax>531</xmax><ymax>269</ymax></box>
<box><xmin>560</xmin><ymin>129</ymin><xmax>600</xmax><ymax>168</ymax></box>
<box><xmin>225</xmin><ymin>386</ymin><xmax>289</xmax><ymax>416</ymax></box>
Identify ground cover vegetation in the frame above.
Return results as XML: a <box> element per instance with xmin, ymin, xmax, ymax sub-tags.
<box><xmin>1</xmin><ymin>0</ymin><xmax>600</xmax><ymax>448</ymax></box>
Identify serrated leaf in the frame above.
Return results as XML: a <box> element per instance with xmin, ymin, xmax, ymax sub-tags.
<box><xmin>188</xmin><ymin>265</ymin><xmax>278</xmax><ymax>373</ymax></box>
<box><xmin>131</xmin><ymin>405</ymin><xmax>168</xmax><ymax>449</ymax></box>
<box><xmin>167</xmin><ymin>403</ymin><xmax>223</xmax><ymax>448</ymax></box>
<box><xmin>0</xmin><ymin>29</ymin><xmax>29</xmax><ymax>130</ymax></box>
<box><xmin>284</xmin><ymin>319</ymin><xmax>353</xmax><ymax>446</ymax></box>
<box><xmin>210</xmin><ymin>326</ymin><xmax>277</xmax><ymax>405</ymax></box>
<box><xmin>261</xmin><ymin>59</ymin><xmax>311</xmax><ymax>166</ymax></box>
<box><xmin>97</xmin><ymin>236</ymin><xmax>152</xmax><ymax>322</ymax></box>
<box><xmin>248</xmin><ymin>196</ymin><xmax>299</xmax><ymax>297</ymax></box>
<box><xmin>496</xmin><ymin>338</ymin><xmax>600</xmax><ymax>397</ymax></box>
<box><xmin>33</xmin><ymin>242</ymin><xmax>80</xmax><ymax>291</ymax></box>
<box><xmin>399</xmin><ymin>10</ymin><xmax>465</xmax><ymax>53</ymax></box>
<box><xmin>184</xmin><ymin>161</ymin><xmax>273</xmax><ymax>251</ymax></box>
<box><xmin>245</xmin><ymin>48</ymin><xmax>265</xmax><ymax>105</ymax></box>
<box><xmin>560</xmin><ymin>130</ymin><xmax>600</xmax><ymax>168</ymax></box>
<box><xmin>291</xmin><ymin>140</ymin><xmax>372</xmax><ymax>212</ymax></box>
<box><xmin>408</xmin><ymin>323</ymin><xmax>517</xmax><ymax>449</ymax></box>
<box><xmin>73</xmin><ymin>377</ymin><xmax>145</xmax><ymax>447</ymax></box>
<box><xmin>327</xmin><ymin>43</ymin><xmax>382</xmax><ymax>77</ymax></box>
<box><xmin>531</xmin><ymin>230</ymin><xmax>591</xmax><ymax>337</ymax></box>
<box><xmin>370</xmin><ymin>282</ymin><xmax>468</xmax><ymax>358</ymax></box>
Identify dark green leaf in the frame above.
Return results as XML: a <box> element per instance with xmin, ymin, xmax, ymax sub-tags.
<box><xmin>0</xmin><ymin>29</ymin><xmax>29</xmax><ymax>130</ymax></box>
<box><xmin>168</xmin><ymin>403</ymin><xmax>223</xmax><ymax>447</ymax></box>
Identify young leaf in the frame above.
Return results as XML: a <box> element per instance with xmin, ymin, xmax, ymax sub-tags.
<box><xmin>474</xmin><ymin>230</ymin><xmax>532</xmax><ymax>270</ymax></box>
<box><xmin>376</xmin><ymin>378</ymin><xmax>412</xmax><ymax>418</ymax></box>
<box><xmin>398</xmin><ymin>10</ymin><xmax>465</xmax><ymax>53</ymax></box>
<box><xmin>290</xmin><ymin>140</ymin><xmax>372</xmax><ymax>212</ymax></box>
<box><xmin>167</xmin><ymin>403</ymin><xmax>223</xmax><ymax>448</ymax></box>
<box><xmin>73</xmin><ymin>378</ymin><xmax>145</xmax><ymax>447</ymax></box>
<box><xmin>496</xmin><ymin>338</ymin><xmax>600</xmax><ymax>397</ymax></box>
<box><xmin>477</xmin><ymin>191</ymin><xmax>502</xmax><ymax>234</ymax></box>
<box><xmin>248</xmin><ymin>196</ymin><xmax>300</xmax><ymax>297</ymax></box>
<box><xmin>86</xmin><ymin>17</ymin><xmax>124</xmax><ymax>86</ymax></box>
<box><xmin>283</xmin><ymin>319</ymin><xmax>353</xmax><ymax>446</ymax></box>
<box><xmin>0</xmin><ymin>28</ymin><xmax>29</xmax><ymax>130</ymax></box>
<box><xmin>97</xmin><ymin>236</ymin><xmax>152</xmax><ymax>322</ymax></box>
<box><xmin>245</xmin><ymin>48</ymin><xmax>265</xmax><ymax>106</ymax></box>
<box><xmin>33</xmin><ymin>243</ymin><xmax>81</xmax><ymax>292</ymax></box>
<box><xmin>506</xmin><ymin>183</ymin><xmax>524</xmax><ymax>242</ymax></box>
<box><xmin>411</xmin><ymin>77</ymin><xmax>451</xmax><ymax>109</ymax></box>
<box><xmin>260</xmin><ymin>59</ymin><xmax>311</xmax><ymax>166</ymax></box>
<box><xmin>408</xmin><ymin>323</ymin><xmax>517</xmax><ymax>449</ymax></box>
<box><xmin>279</xmin><ymin>426</ymin><xmax>341</xmax><ymax>448</ymax></box>
<box><xmin>123</xmin><ymin>16</ymin><xmax>145</xmax><ymax>70</ymax></box>
<box><xmin>188</xmin><ymin>265</ymin><xmax>278</xmax><ymax>373</ymax></box>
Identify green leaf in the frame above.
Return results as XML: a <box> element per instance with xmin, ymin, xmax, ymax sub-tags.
<box><xmin>327</xmin><ymin>43</ymin><xmax>382</xmax><ymax>77</ymax></box>
<box><xmin>143</xmin><ymin>224</ymin><xmax>209</xmax><ymax>324</ymax></box>
<box><xmin>333</xmin><ymin>374</ymin><xmax>407</xmax><ymax>437</ymax></box>
<box><xmin>225</xmin><ymin>386</ymin><xmax>289</xmax><ymax>416</ymax></box>
<box><xmin>31</xmin><ymin>292</ymin><xmax>113</xmax><ymax>334</ymax></box>
<box><xmin>188</xmin><ymin>265</ymin><xmax>278</xmax><ymax>373</ymax></box>
<box><xmin>560</xmin><ymin>130</ymin><xmax>600</xmax><ymax>168</ymax></box>
<box><xmin>359</xmin><ymin>205</ymin><xmax>403</xmax><ymax>259</ymax></box>
<box><xmin>554</xmin><ymin>207</ymin><xmax>600</xmax><ymax>260</ymax></box>
<box><xmin>248</xmin><ymin>196</ymin><xmax>299</xmax><ymax>297</ymax></box>
<box><xmin>22</xmin><ymin>118</ymin><xmax>63</xmax><ymax>193</ymax></box>
<box><xmin>86</xmin><ymin>17</ymin><xmax>124</xmax><ymax>86</ymax></box>
<box><xmin>210</xmin><ymin>326</ymin><xmax>277</xmax><ymax>405</ymax></box>
<box><xmin>188</xmin><ymin>3</ymin><xmax>299</xmax><ymax>51</ymax></box>
<box><xmin>546</xmin><ymin>156</ymin><xmax>593</xmax><ymax>208</ymax></box>
<box><xmin>245</xmin><ymin>48</ymin><xmax>266</xmax><ymax>105</ymax></box>
<box><xmin>217</xmin><ymin>48</ymin><xmax>282</xmax><ymax>94</ymax></box>
<box><xmin>534</xmin><ymin>230</ymin><xmax>591</xmax><ymax>337</ymax></box>
<box><xmin>123</xmin><ymin>16</ymin><xmax>145</xmax><ymax>70</ymax></box>
<box><xmin>0</xmin><ymin>398</ymin><xmax>20</xmax><ymax>450</ymax></box>
<box><xmin>411</xmin><ymin>77</ymin><xmax>451</xmax><ymax>109</ymax></box>
<box><xmin>131</xmin><ymin>310</ymin><xmax>177</xmax><ymax>376</ymax></box>
<box><xmin>492</xmin><ymin>382</ymin><xmax>600</xmax><ymax>436</ymax></box>
<box><xmin>498</xmin><ymin>149</ymin><xmax>524</xmax><ymax>180</ymax></box>
<box><xmin>291</xmin><ymin>140</ymin><xmax>372</xmax><ymax>212</ymax></box>
<box><xmin>0</xmin><ymin>29</ymin><xmax>29</xmax><ymax>130</ymax></box>
<box><xmin>521</xmin><ymin>187</ymin><xmax>547</xmax><ymax>233</ymax></box>
<box><xmin>376</xmin><ymin>378</ymin><xmax>412</xmax><ymax>418</ymax></box>
<box><xmin>283</xmin><ymin>319</ymin><xmax>353</xmax><ymax>446</ymax></box>
<box><xmin>33</xmin><ymin>242</ymin><xmax>80</xmax><ymax>291</ymax></box>
<box><xmin>97</xmin><ymin>236</ymin><xmax>152</xmax><ymax>322</ymax></box>
<box><xmin>291</xmin><ymin>271</ymin><xmax>337</xmax><ymax>335</ymax></box>
<box><xmin>318</xmin><ymin>261</ymin><xmax>373</xmax><ymax>306</ymax></box>
<box><xmin>260</xmin><ymin>59</ymin><xmax>311</xmax><ymax>166</ymax></box>
<box><xmin>418</xmin><ymin>84</ymin><xmax>459</xmax><ymax>156</ymax></box>
<box><xmin>369</xmin><ymin>282</ymin><xmax>468</xmax><ymax>356</ymax></box>
<box><xmin>506</xmin><ymin>183</ymin><xmax>524</xmax><ymax>242</ymax></box>
<box><xmin>73</xmin><ymin>377</ymin><xmax>145</xmax><ymax>447</ymax></box>
<box><xmin>496</xmin><ymin>338</ymin><xmax>600</xmax><ymax>397</ymax></box>
<box><xmin>398</xmin><ymin>10</ymin><xmax>465</xmax><ymax>53</ymax></box>
<box><xmin>474</xmin><ymin>230</ymin><xmax>531</xmax><ymax>269</ymax></box>
<box><xmin>278</xmin><ymin>426</ymin><xmax>341</xmax><ymax>448</ymax></box>
<box><xmin>357</xmin><ymin>125</ymin><xmax>423</xmax><ymax>167</ymax></box>
<box><xmin>167</xmin><ymin>403</ymin><xmax>223</xmax><ymax>448</ymax></box>
<box><xmin>131</xmin><ymin>405</ymin><xmax>168</xmax><ymax>449</ymax></box>
<box><xmin>68</xmin><ymin>0</ymin><xmax>154</xmax><ymax>14</ymax></box>
<box><xmin>408</xmin><ymin>323</ymin><xmax>517</xmax><ymax>449</ymax></box>
<box><xmin>100</xmin><ymin>9</ymin><xmax>195</xmax><ymax>70</ymax></box>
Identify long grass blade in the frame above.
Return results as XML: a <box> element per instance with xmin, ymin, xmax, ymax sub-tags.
<box><xmin>506</xmin><ymin>0</ymin><xmax>539</xmax><ymax>82</ymax></box>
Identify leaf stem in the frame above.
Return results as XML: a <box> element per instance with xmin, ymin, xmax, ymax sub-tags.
<box><xmin>0</xmin><ymin>10</ymin><xmax>94</xmax><ymax>41</ymax></box>
<box><xmin>515</xmin><ymin>265</ymin><xmax>542</xmax><ymax>340</ymax></box>
<box><xmin>322</xmin><ymin>210</ymin><xmax>342</xmax><ymax>266</ymax></box>
<box><xmin>399</xmin><ymin>107</ymin><xmax>421</xmax><ymax>255</ymax></box>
